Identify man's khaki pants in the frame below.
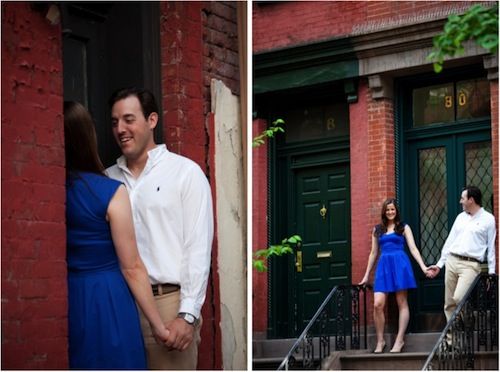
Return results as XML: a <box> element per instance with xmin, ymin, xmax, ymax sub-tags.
<box><xmin>444</xmin><ymin>254</ymin><xmax>481</xmax><ymax>321</ymax></box>
<box><xmin>139</xmin><ymin>290</ymin><xmax>201</xmax><ymax>370</ymax></box>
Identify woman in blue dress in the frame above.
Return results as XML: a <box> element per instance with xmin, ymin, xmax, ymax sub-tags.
<box><xmin>359</xmin><ymin>198</ymin><xmax>428</xmax><ymax>354</ymax></box>
<box><xmin>64</xmin><ymin>101</ymin><xmax>169</xmax><ymax>369</ymax></box>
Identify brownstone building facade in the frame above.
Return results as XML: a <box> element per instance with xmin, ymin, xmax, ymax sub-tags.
<box><xmin>253</xmin><ymin>1</ymin><xmax>498</xmax><ymax>341</ymax></box>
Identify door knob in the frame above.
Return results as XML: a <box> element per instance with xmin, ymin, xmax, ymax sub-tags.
<box><xmin>320</xmin><ymin>204</ymin><xmax>327</xmax><ymax>219</ymax></box>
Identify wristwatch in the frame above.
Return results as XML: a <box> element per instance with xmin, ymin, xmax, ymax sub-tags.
<box><xmin>177</xmin><ymin>312</ymin><xmax>197</xmax><ymax>325</ymax></box>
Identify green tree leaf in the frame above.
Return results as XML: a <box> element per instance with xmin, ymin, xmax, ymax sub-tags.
<box><xmin>428</xmin><ymin>4</ymin><xmax>498</xmax><ymax>73</ymax></box>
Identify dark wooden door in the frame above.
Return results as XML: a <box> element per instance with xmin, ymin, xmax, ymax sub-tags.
<box><xmin>61</xmin><ymin>2</ymin><xmax>162</xmax><ymax>167</ymax></box>
<box><xmin>292</xmin><ymin>163</ymin><xmax>351</xmax><ymax>335</ymax></box>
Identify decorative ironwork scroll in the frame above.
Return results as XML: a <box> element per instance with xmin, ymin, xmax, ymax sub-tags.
<box><xmin>277</xmin><ymin>284</ymin><xmax>370</xmax><ymax>370</ymax></box>
<box><xmin>423</xmin><ymin>274</ymin><xmax>498</xmax><ymax>370</ymax></box>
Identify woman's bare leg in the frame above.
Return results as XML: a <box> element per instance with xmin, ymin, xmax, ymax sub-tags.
<box><xmin>373</xmin><ymin>292</ymin><xmax>387</xmax><ymax>352</ymax></box>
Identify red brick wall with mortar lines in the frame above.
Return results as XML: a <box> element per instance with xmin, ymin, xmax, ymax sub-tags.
<box><xmin>365</xmin><ymin>80</ymin><xmax>397</xmax><ymax>327</ymax></box>
<box><xmin>367</xmin><ymin>91</ymin><xmax>396</xmax><ymax>221</ymax></box>
<box><xmin>252</xmin><ymin>119</ymin><xmax>269</xmax><ymax>333</ymax></box>
<box><xmin>161</xmin><ymin>1</ymin><xmax>239</xmax><ymax>169</ymax></box>
<box><xmin>1</xmin><ymin>3</ymin><xmax>67</xmax><ymax>369</ymax></box>
<box><xmin>349</xmin><ymin>80</ymin><xmax>371</xmax><ymax>308</ymax></box>
<box><xmin>160</xmin><ymin>1</ymin><xmax>239</xmax><ymax>368</ymax></box>
<box><xmin>253</xmin><ymin>1</ymin><xmax>489</xmax><ymax>53</ymax></box>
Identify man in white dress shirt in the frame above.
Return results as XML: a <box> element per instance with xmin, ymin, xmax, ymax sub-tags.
<box><xmin>106</xmin><ymin>87</ymin><xmax>213</xmax><ymax>369</ymax></box>
<box><xmin>427</xmin><ymin>186</ymin><xmax>496</xmax><ymax>321</ymax></box>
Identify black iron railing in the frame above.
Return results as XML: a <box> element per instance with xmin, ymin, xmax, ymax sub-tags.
<box><xmin>277</xmin><ymin>284</ymin><xmax>370</xmax><ymax>370</ymax></box>
<box><xmin>422</xmin><ymin>273</ymin><xmax>498</xmax><ymax>370</ymax></box>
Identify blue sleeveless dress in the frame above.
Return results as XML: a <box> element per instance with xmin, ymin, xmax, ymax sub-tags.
<box><xmin>373</xmin><ymin>228</ymin><xmax>417</xmax><ymax>293</ymax></box>
<box><xmin>66</xmin><ymin>172</ymin><xmax>146</xmax><ymax>369</ymax></box>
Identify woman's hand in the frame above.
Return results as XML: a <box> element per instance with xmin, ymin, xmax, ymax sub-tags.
<box><xmin>151</xmin><ymin>324</ymin><xmax>170</xmax><ymax>346</ymax></box>
<box><xmin>420</xmin><ymin>265</ymin><xmax>429</xmax><ymax>274</ymax></box>
<box><xmin>358</xmin><ymin>275</ymin><xmax>369</xmax><ymax>286</ymax></box>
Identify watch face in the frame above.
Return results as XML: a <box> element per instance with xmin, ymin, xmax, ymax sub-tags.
<box><xmin>180</xmin><ymin>313</ymin><xmax>195</xmax><ymax>324</ymax></box>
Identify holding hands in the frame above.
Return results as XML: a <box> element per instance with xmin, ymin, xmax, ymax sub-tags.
<box><xmin>425</xmin><ymin>265</ymin><xmax>440</xmax><ymax>279</ymax></box>
<box><xmin>163</xmin><ymin>318</ymin><xmax>195</xmax><ymax>351</ymax></box>
<box><xmin>151</xmin><ymin>324</ymin><xmax>170</xmax><ymax>346</ymax></box>
<box><xmin>153</xmin><ymin>318</ymin><xmax>195</xmax><ymax>351</ymax></box>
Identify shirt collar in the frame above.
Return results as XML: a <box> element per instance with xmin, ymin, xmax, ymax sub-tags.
<box><xmin>116</xmin><ymin>144</ymin><xmax>168</xmax><ymax>174</ymax></box>
<box><xmin>467</xmin><ymin>207</ymin><xmax>484</xmax><ymax>219</ymax></box>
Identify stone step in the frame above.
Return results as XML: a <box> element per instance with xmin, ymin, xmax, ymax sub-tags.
<box><xmin>253</xmin><ymin>332</ymin><xmax>497</xmax><ymax>370</ymax></box>
<box><xmin>253</xmin><ymin>332</ymin><xmax>441</xmax><ymax>359</ymax></box>
<box><xmin>325</xmin><ymin>350</ymin><xmax>429</xmax><ymax>370</ymax></box>
<box><xmin>325</xmin><ymin>350</ymin><xmax>498</xmax><ymax>370</ymax></box>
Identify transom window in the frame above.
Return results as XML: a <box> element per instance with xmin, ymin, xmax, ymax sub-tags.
<box><xmin>283</xmin><ymin>102</ymin><xmax>349</xmax><ymax>143</ymax></box>
<box><xmin>412</xmin><ymin>78</ymin><xmax>490</xmax><ymax>127</ymax></box>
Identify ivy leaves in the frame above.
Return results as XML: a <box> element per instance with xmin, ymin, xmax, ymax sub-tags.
<box><xmin>428</xmin><ymin>4</ymin><xmax>498</xmax><ymax>73</ymax></box>
<box><xmin>252</xmin><ymin>235</ymin><xmax>302</xmax><ymax>272</ymax></box>
<box><xmin>252</xmin><ymin>118</ymin><xmax>285</xmax><ymax>148</ymax></box>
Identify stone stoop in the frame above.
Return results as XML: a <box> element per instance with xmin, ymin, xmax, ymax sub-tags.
<box><xmin>324</xmin><ymin>349</ymin><xmax>429</xmax><ymax>370</ymax></box>
<box><xmin>252</xmin><ymin>332</ymin><xmax>439</xmax><ymax>370</ymax></box>
<box><xmin>323</xmin><ymin>332</ymin><xmax>440</xmax><ymax>370</ymax></box>
<box><xmin>253</xmin><ymin>333</ymin><xmax>498</xmax><ymax>370</ymax></box>
<box><xmin>324</xmin><ymin>350</ymin><xmax>498</xmax><ymax>370</ymax></box>
<box><xmin>323</xmin><ymin>332</ymin><xmax>498</xmax><ymax>371</ymax></box>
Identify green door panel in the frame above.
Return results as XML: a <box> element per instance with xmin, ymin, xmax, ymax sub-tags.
<box><xmin>294</xmin><ymin>164</ymin><xmax>351</xmax><ymax>334</ymax></box>
<box><xmin>405</xmin><ymin>132</ymin><xmax>492</xmax><ymax>331</ymax></box>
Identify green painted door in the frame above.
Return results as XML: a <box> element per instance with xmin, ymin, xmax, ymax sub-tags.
<box><xmin>406</xmin><ymin>134</ymin><xmax>493</xmax><ymax>330</ymax></box>
<box><xmin>292</xmin><ymin>163</ymin><xmax>351</xmax><ymax>335</ymax></box>
<box><xmin>400</xmin><ymin>71</ymin><xmax>493</xmax><ymax>331</ymax></box>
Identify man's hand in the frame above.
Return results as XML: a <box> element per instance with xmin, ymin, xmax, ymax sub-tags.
<box><xmin>426</xmin><ymin>265</ymin><xmax>440</xmax><ymax>279</ymax></box>
<box><xmin>163</xmin><ymin>317</ymin><xmax>194</xmax><ymax>351</ymax></box>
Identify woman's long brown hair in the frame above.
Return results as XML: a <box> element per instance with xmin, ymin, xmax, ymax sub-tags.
<box><xmin>64</xmin><ymin>101</ymin><xmax>105</xmax><ymax>175</ymax></box>
<box><xmin>374</xmin><ymin>198</ymin><xmax>405</xmax><ymax>237</ymax></box>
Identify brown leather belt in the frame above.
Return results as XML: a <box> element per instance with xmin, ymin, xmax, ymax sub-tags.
<box><xmin>151</xmin><ymin>283</ymin><xmax>180</xmax><ymax>296</ymax></box>
<box><xmin>450</xmin><ymin>252</ymin><xmax>481</xmax><ymax>264</ymax></box>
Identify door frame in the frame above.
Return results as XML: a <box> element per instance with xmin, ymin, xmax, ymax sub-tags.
<box><xmin>395</xmin><ymin>65</ymin><xmax>492</xmax><ymax>332</ymax></box>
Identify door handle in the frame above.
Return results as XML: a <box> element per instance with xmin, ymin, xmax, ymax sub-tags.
<box><xmin>295</xmin><ymin>251</ymin><xmax>302</xmax><ymax>272</ymax></box>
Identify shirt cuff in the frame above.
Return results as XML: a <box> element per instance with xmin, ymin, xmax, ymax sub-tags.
<box><xmin>178</xmin><ymin>298</ymin><xmax>201</xmax><ymax>319</ymax></box>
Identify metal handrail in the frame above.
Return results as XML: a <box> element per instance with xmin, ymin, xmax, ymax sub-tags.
<box><xmin>277</xmin><ymin>284</ymin><xmax>371</xmax><ymax>370</ymax></box>
<box><xmin>422</xmin><ymin>273</ymin><xmax>498</xmax><ymax>370</ymax></box>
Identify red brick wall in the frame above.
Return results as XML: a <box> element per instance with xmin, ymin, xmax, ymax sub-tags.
<box><xmin>1</xmin><ymin>3</ymin><xmax>67</xmax><ymax>369</ymax></box>
<box><xmin>349</xmin><ymin>80</ymin><xmax>371</xmax><ymax>285</ymax></box>
<box><xmin>162</xmin><ymin>1</ymin><xmax>239</xmax><ymax>169</ymax></box>
<box><xmin>252</xmin><ymin>119</ymin><xmax>269</xmax><ymax>333</ymax></box>
<box><xmin>161</xmin><ymin>1</ymin><xmax>207</xmax><ymax>168</ymax></box>
<box><xmin>366</xmin><ymin>90</ymin><xmax>396</xmax><ymax>327</ymax></box>
<box><xmin>203</xmin><ymin>2</ymin><xmax>240</xmax><ymax>96</ymax></box>
<box><xmin>367</xmin><ymin>92</ymin><xmax>396</xmax><ymax>223</ymax></box>
<box><xmin>160</xmin><ymin>1</ymin><xmax>239</xmax><ymax>368</ymax></box>
<box><xmin>253</xmin><ymin>1</ymin><xmax>486</xmax><ymax>53</ymax></box>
